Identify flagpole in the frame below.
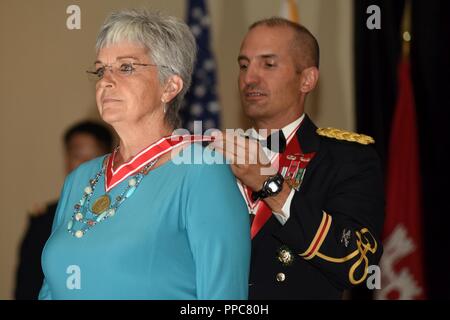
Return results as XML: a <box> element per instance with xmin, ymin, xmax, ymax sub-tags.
<box><xmin>376</xmin><ymin>0</ymin><xmax>427</xmax><ymax>300</ymax></box>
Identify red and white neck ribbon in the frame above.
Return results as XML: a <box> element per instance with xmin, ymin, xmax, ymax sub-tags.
<box><xmin>105</xmin><ymin>135</ymin><xmax>213</xmax><ymax>192</ymax></box>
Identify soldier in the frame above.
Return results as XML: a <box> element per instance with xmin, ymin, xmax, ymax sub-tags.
<box><xmin>211</xmin><ymin>17</ymin><xmax>384</xmax><ymax>299</ymax></box>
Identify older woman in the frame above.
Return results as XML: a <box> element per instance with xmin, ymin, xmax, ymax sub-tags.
<box><xmin>38</xmin><ymin>9</ymin><xmax>250</xmax><ymax>300</ymax></box>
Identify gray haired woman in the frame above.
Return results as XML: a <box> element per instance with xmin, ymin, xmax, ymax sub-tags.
<box><xmin>39</xmin><ymin>9</ymin><xmax>250</xmax><ymax>300</ymax></box>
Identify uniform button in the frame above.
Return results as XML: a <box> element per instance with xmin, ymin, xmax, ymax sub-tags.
<box><xmin>276</xmin><ymin>272</ymin><xmax>286</xmax><ymax>282</ymax></box>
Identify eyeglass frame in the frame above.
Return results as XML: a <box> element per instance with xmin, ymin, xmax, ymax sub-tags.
<box><xmin>86</xmin><ymin>61</ymin><xmax>173</xmax><ymax>81</ymax></box>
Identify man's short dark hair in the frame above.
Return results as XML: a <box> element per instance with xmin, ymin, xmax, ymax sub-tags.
<box><xmin>64</xmin><ymin>120</ymin><xmax>114</xmax><ymax>152</ymax></box>
<box><xmin>249</xmin><ymin>17</ymin><xmax>320</xmax><ymax>70</ymax></box>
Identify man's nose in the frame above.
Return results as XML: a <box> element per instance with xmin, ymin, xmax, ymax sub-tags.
<box><xmin>242</xmin><ymin>64</ymin><xmax>260</xmax><ymax>86</ymax></box>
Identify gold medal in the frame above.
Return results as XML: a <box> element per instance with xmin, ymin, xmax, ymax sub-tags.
<box><xmin>91</xmin><ymin>194</ymin><xmax>111</xmax><ymax>215</ymax></box>
<box><xmin>286</xmin><ymin>178</ymin><xmax>300</xmax><ymax>190</ymax></box>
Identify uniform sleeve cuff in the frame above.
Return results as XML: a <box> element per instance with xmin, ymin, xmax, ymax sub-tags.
<box><xmin>272</xmin><ymin>188</ymin><xmax>296</xmax><ymax>225</ymax></box>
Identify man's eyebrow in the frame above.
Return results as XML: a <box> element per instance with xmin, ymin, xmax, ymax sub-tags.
<box><xmin>237</xmin><ymin>55</ymin><xmax>249</xmax><ymax>62</ymax></box>
<box><xmin>237</xmin><ymin>54</ymin><xmax>278</xmax><ymax>62</ymax></box>
<box><xmin>260</xmin><ymin>54</ymin><xmax>277</xmax><ymax>59</ymax></box>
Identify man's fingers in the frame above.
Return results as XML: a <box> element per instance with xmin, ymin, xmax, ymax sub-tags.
<box><xmin>210</xmin><ymin>134</ymin><xmax>267</xmax><ymax>165</ymax></box>
<box><xmin>212</xmin><ymin>145</ymin><xmax>247</xmax><ymax>165</ymax></box>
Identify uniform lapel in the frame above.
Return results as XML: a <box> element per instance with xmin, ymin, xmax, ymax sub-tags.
<box><xmin>294</xmin><ymin>115</ymin><xmax>325</xmax><ymax>190</ymax></box>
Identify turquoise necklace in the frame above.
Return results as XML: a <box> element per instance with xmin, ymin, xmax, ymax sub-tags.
<box><xmin>67</xmin><ymin>157</ymin><xmax>158</xmax><ymax>238</ymax></box>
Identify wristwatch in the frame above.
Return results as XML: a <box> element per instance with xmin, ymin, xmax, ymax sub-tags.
<box><xmin>252</xmin><ymin>172</ymin><xmax>284</xmax><ymax>201</ymax></box>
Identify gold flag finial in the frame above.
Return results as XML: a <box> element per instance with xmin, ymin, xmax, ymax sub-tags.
<box><xmin>287</xmin><ymin>0</ymin><xmax>300</xmax><ymax>23</ymax></box>
<box><xmin>401</xmin><ymin>0</ymin><xmax>412</xmax><ymax>57</ymax></box>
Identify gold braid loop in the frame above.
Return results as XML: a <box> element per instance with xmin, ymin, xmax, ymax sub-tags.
<box><xmin>316</xmin><ymin>128</ymin><xmax>375</xmax><ymax>145</ymax></box>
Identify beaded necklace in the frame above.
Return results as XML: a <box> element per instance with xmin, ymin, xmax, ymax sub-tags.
<box><xmin>67</xmin><ymin>157</ymin><xmax>158</xmax><ymax>239</ymax></box>
<box><xmin>66</xmin><ymin>134</ymin><xmax>215</xmax><ymax>239</ymax></box>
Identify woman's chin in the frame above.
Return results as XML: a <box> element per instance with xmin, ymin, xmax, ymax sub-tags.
<box><xmin>100</xmin><ymin>110</ymin><xmax>124</xmax><ymax>125</ymax></box>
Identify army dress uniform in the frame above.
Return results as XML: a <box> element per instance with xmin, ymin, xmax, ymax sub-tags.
<box><xmin>244</xmin><ymin>114</ymin><xmax>384</xmax><ymax>300</ymax></box>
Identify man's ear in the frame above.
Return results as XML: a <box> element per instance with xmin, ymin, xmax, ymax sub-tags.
<box><xmin>161</xmin><ymin>75</ymin><xmax>184</xmax><ymax>103</ymax></box>
<box><xmin>299</xmin><ymin>67</ymin><xmax>319</xmax><ymax>94</ymax></box>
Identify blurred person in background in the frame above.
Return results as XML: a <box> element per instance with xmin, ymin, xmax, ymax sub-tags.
<box><xmin>14</xmin><ymin>120</ymin><xmax>113</xmax><ymax>300</ymax></box>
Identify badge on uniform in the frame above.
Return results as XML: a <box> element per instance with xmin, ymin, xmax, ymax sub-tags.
<box><xmin>277</xmin><ymin>246</ymin><xmax>294</xmax><ymax>266</ymax></box>
<box><xmin>341</xmin><ymin>229</ymin><xmax>351</xmax><ymax>248</ymax></box>
<box><xmin>281</xmin><ymin>153</ymin><xmax>315</xmax><ymax>191</ymax></box>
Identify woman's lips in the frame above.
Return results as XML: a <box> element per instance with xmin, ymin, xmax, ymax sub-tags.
<box><xmin>102</xmin><ymin>98</ymin><xmax>122</xmax><ymax>104</ymax></box>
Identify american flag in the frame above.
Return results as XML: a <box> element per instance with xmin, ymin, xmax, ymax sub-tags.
<box><xmin>180</xmin><ymin>0</ymin><xmax>220</xmax><ymax>132</ymax></box>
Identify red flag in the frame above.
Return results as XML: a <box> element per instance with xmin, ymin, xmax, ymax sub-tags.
<box><xmin>376</xmin><ymin>58</ymin><xmax>426</xmax><ymax>299</ymax></box>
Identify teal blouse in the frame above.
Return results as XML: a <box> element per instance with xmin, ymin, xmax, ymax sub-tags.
<box><xmin>39</xmin><ymin>144</ymin><xmax>250</xmax><ymax>299</ymax></box>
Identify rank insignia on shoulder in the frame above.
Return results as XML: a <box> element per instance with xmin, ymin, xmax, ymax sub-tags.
<box><xmin>316</xmin><ymin>127</ymin><xmax>375</xmax><ymax>145</ymax></box>
<box><xmin>277</xmin><ymin>246</ymin><xmax>294</xmax><ymax>266</ymax></box>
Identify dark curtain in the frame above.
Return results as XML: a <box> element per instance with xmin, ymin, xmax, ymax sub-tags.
<box><xmin>354</xmin><ymin>0</ymin><xmax>450</xmax><ymax>299</ymax></box>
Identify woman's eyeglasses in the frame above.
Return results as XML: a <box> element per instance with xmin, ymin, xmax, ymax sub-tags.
<box><xmin>86</xmin><ymin>62</ymin><xmax>171</xmax><ymax>81</ymax></box>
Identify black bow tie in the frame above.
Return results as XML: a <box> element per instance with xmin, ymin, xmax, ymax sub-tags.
<box><xmin>259</xmin><ymin>130</ymin><xmax>286</xmax><ymax>153</ymax></box>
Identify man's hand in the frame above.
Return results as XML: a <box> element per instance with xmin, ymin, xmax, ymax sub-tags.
<box><xmin>210</xmin><ymin>131</ymin><xmax>274</xmax><ymax>190</ymax></box>
<box><xmin>210</xmin><ymin>131</ymin><xmax>291</xmax><ymax>214</ymax></box>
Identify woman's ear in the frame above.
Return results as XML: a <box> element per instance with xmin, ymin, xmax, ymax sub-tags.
<box><xmin>299</xmin><ymin>67</ymin><xmax>319</xmax><ymax>94</ymax></box>
<box><xmin>161</xmin><ymin>75</ymin><xmax>184</xmax><ymax>103</ymax></box>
